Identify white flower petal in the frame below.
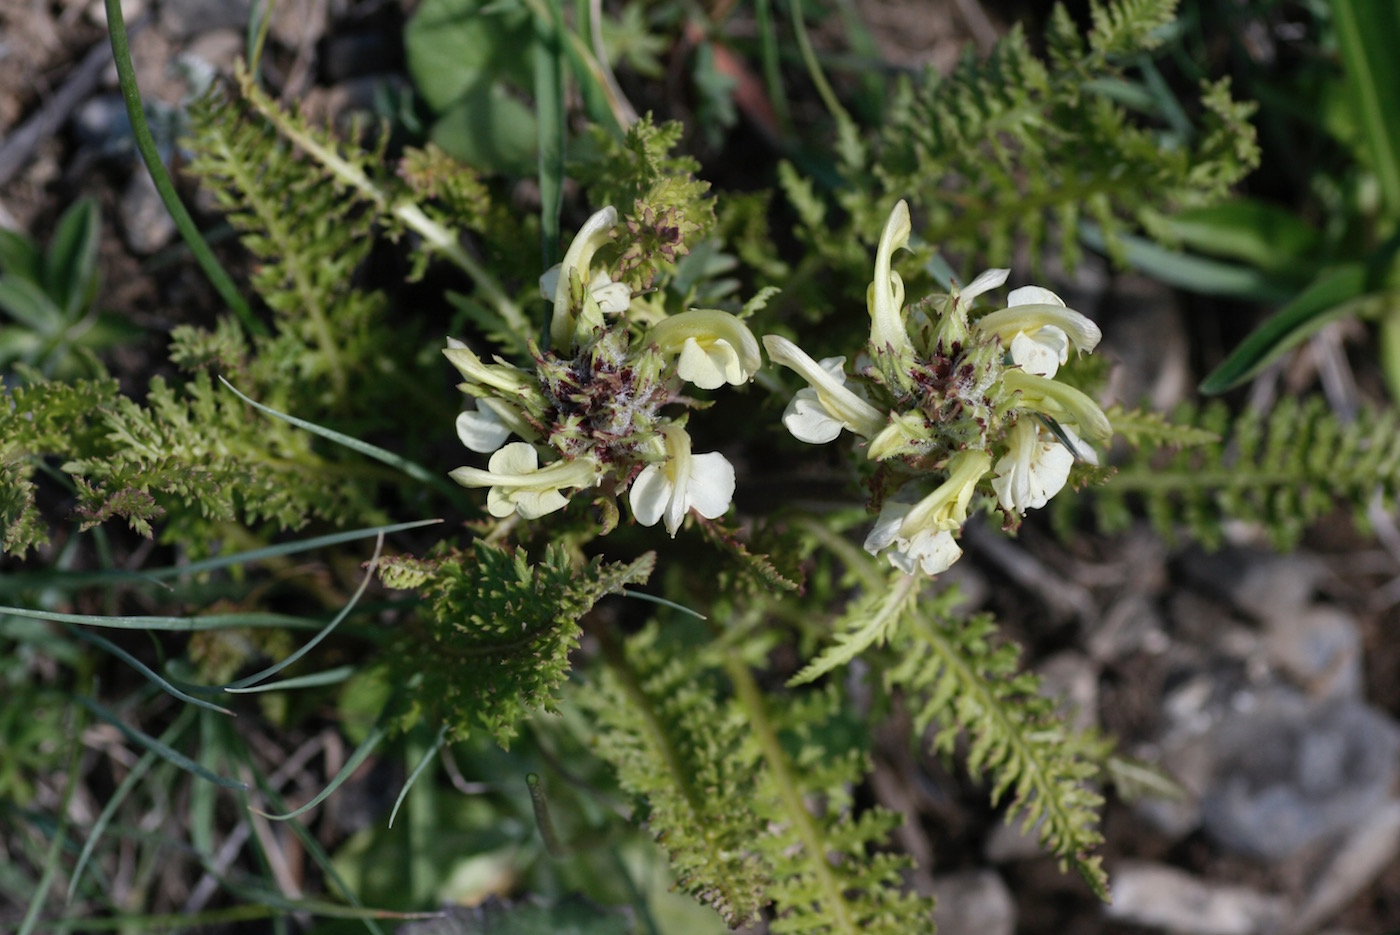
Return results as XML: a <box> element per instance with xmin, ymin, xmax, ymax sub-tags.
<box><xmin>539</xmin><ymin>265</ymin><xmax>562</xmax><ymax>302</ymax></box>
<box><xmin>490</xmin><ymin>442</ymin><xmax>539</xmax><ymax>475</ymax></box>
<box><xmin>592</xmin><ymin>279</ymin><xmax>633</xmax><ymax>314</ymax></box>
<box><xmin>783</xmin><ymin>389</ymin><xmax>845</xmax><ymax>443</ymax></box>
<box><xmin>904</xmin><ymin>529</ymin><xmax>962</xmax><ymax>575</ymax></box>
<box><xmin>676</xmin><ymin>337</ymin><xmax>734</xmax><ymax>390</ymax></box>
<box><xmin>1007</xmin><ymin>285</ymin><xmax>1065</xmax><ymax>308</ymax></box>
<box><xmin>959</xmin><ymin>268</ymin><xmax>1011</xmax><ymax>305</ymax></box>
<box><xmin>685</xmin><ymin>452</ymin><xmax>736</xmax><ymax>520</ymax></box>
<box><xmin>456</xmin><ymin>405</ymin><xmax>513</xmax><ymax>453</ymax></box>
<box><xmin>1009</xmin><ymin>327</ymin><xmax>1067</xmax><ymax>378</ymax></box>
<box><xmin>992</xmin><ymin>421</ymin><xmax>1076</xmax><ymax>513</ymax></box>
<box><xmin>863</xmin><ymin>498</ymin><xmax>911</xmax><ymax>555</ymax></box>
<box><xmin>629</xmin><ymin>465</ymin><xmax>670</xmax><ymax>528</ymax></box>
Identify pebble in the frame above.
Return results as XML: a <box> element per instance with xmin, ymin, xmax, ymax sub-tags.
<box><xmin>119</xmin><ymin>169</ymin><xmax>176</xmax><ymax>255</ymax></box>
<box><xmin>1202</xmin><ymin>690</ymin><xmax>1400</xmax><ymax>858</ymax></box>
<box><xmin>159</xmin><ymin>0</ymin><xmax>253</xmax><ymax>39</ymax></box>
<box><xmin>1286</xmin><ymin>798</ymin><xmax>1400</xmax><ymax>935</ymax></box>
<box><xmin>1261</xmin><ymin>607</ymin><xmax>1362</xmax><ymax>699</ymax></box>
<box><xmin>930</xmin><ymin>869</ymin><xmax>1016</xmax><ymax>935</ymax></box>
<box><xmin>1105</xmin><ymin>861</ymin><xmax>1289</xmax><ymax>935</ymax></box>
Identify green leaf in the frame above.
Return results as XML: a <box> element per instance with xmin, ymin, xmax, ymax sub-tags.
<box><xmin>534</xmin><ymin>3</ymin><xmax>566</xmax><ymax>267</ymax></box>
<box><xmin>73</xmin><ymin>694</ymin><xmax>247</xmax><ymax>789</ymax></box>
<box><xmin>430</xmin><ymin>84</ymin><xmax>540</xmax><ymax>175</ymax></box>
<box><xmin>405</xmin><ymin>0</ymin><xmax>534</xmax><ymax>112</ymax></box>
<box><xmin>42</xmin><ymin>197</ymin><xmax>101</xmax><ymax>319</ymax></box>
<box><xmin>0</xmin><ymin>276</ymin><xmax>66</xmax><ymax>333</ymax></box>
<box><xmin>1079</xmin><ymin>223</ymin><xmax>1293</xmax><ymax>302</ymax></box>
<box><xmin>0</xmin><ymin>228</ymin><xmax>41</xmax><ymax>282</ymax></box>
<box><xmin>1333</xmin><ymin>0</ymin><xmax>1400</xmax><ymax>215</ymax></box>
<box><xmin>1161</xmin><ymin>199</ymin><xmax>1322</xmax><ymax>272</ymax></box>
<box><xmin>1199</xmin><ymin>264</ymin><xmax>1368</xmax><ymax>394</ymax></box>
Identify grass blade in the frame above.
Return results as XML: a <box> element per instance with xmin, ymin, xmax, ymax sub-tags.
<box><xmin>74</xmin><ymin>694</ymin><xmax>248</xmax><ymax>790</ymax></box>
<box><xmin>67</xmin><ymin>626</ymin><xmax>233</xmax><ymax>715</ymax></box>
<box><xmin>0</xmin><ymin>606</ymin><xmax>320</xmax><ymax>632</ymax></box>
<box><xmin>225</xmin><ymin>534</ymin><xmax>384</xmax><ymax>690</ymax></box>
<box><xmin>68</xmin><ymin>710</ymin><xmax>194</xmax><ymax>899</ymax></box>
<box><xmin>1079</xmin><ymin>223</ymin><xmax>1294</xmax><ymax>302</ymax></box>
<box><xmin>219</xmin><ymin>377</ymin><xmax>465</xmax><ymax>503</ymax></box>
<box><xmin>252</xmin><ymin>723</ymin><xmax>388</xmax><ymax>820</ymax></box>
<box><xmin>1199</xmin><ymin>264</ymin><xmax>1369</xmax><ymax>393</ymax></box>
<box><xmin>222</xmin><ymin>665</ymin><xmax>356</xmax><ymax>694</ymax></box>
<box><xmin>103</xmin><ymin>0</ymin><xmax>264</xmax><ymax>336</ymax></box>
<box><xmin>389</xmin><ymin>725</ymin><xmax>448</xmax><ymax>829</ymax></box>
<box><xmin>534</xmin><ymin>2</ymin><xmax>566</xmax><ymax>269</ymax></box>
<box><xmin>17</xmin><ymin>702</ymin><xmax>86</xmax><ymax>935</ymax></box>
<box><xmin>1333</xmin><ymin>0</ymin><xmax>1400</xmax><ymax>215</ymax></box>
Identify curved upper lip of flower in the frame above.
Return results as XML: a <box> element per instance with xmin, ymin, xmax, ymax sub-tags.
<box><xmin>549</xmin><ymin>205</ymin><xmax>619</xmax><ymax>349</ymax></box>
<box><xmin>1002</xmin><ymin>369</ymin><xmax>1112</xmax><ymax>442</ymax></box>
<box><xmin>897</xmin><ymin>449</ymin><xmax>991</xmax><ymax>538</ymax></box>
<box><xmin>762</xmin><ymin>334</ymin><xmax>886</xmax><ymax>439</ymax></box>
<box><xmin>868</xmin><ymin>200</ymin><xmax>915</xmax><ymax>358</ymax></box>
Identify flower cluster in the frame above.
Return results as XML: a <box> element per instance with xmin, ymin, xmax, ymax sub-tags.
<box><xmin>446</xmin><ymin>207</ymin><xmax>760</xmax><ymax>536</ymax></box>
<box><xmin>765</xmin><ymin>200</ymin><xmax>1110</xmax><ymax>576</ymax></box>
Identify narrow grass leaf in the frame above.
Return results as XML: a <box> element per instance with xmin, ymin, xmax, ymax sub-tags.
<box><xmin>619</xmin><ymin>588</ymin><xmax>707</xmax><ymax>620</ymax></box>
<box><xmin>0</xmin><ymin>606</ymin><xmax>319</xmax><ymax>632</ymax></box>
<box><xmin>67</xmin><ymin>626</ymin><xmax>233</xmax><ymax>715</ymax></box>
<box><xmin>1199</xmin><ymin>264</ymin><xmax>1369</xmax><ymax>393</ymax></box>
<box><xmin>251</xmin><ymin>723</ymin><xmax>388</xmax><ymax>820</ymax></box>
<box><xmin>17</xmin><ymin>703</ymin><xmax>86</xmax><ymax>935</ymax></box>
<box><xmin>68</xmin><ymin>711</ymin><xmax>194</xmax><ymax>899</ymax></box>
<box><xmin>389</xmin><ymin>725</ymin><xmax>448</xmax><ymax>829</ymax></box>
<box><xmin>1080</xmin><ymin>223</ymin><xmax>1293</xmax><ymax>302</ymax></box>
<box><xmin>225</xmin><ymin>534</ymin><xmax>384</xmax><ymax>690</ymax></box>
<box><xmin>73</xmin><ymin>695</ymin><xmax>247</xmax><ymax>790</ymax></box>
<box><xmin>223</xmin><ymin>665</ymin><xmax>356</xmax><ymax>694</ymax></box>
<box><xmin>219</xmin><ymin>377</ymin><xmax>463</xmax><ymax>502</ymax></box>
<box><xmin>534</xmin><ymin>3</ymin><xmax>566</xmax><ymax>269</ymax></box>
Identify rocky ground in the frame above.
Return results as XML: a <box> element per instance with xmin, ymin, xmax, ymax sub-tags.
<box><xmin>3</xmin><ymin>1</ymin><xmax>1399</xmax><ymax>933</ymax></box>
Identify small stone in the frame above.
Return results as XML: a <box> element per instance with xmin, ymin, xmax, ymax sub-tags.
<box><xmin>930</xmin><ymin>869</ymin><xmax>1015</xmax><ymax>935</ymax></box>
<box><xmin>70</xmin><ymin>94</ymin><xmax>131</xmax><ymax>149</ymax></box>
<box><xmin>1106</xmin><ymin>861</ymin><xmax>1290</xmax><ymax>934</ymax></box>
<box><xmin>1262</xmin><ymin>607</ymin><xmax>1362</xmax><ymax>699</ymax></box>
<box><xmin>1202</xmin><ymin>690</ymin><xmax>1400</xmax><ymax>859</ymax></box>
<box><xmin>86</xmin><ymin>0</ymin><xmax>146</xmax><ymax>27</ymax></box>
<box><xmin>1038</xmin><ymin>651</ymin><xmax>1099</xmax><ymax>731</ymax></box>
<box><xmin>1134</xmin><ymin>732</ymin><xmax>1210</xmax><ymax>842</ymax></box>
<box><xmin>119</xmin><ymin>170</ymin><xmax>176</xmax><ymax>255</ymax></box>
<box><xmin>984</xmin><ymin>814</ymin><xmax>1044</xmax><ymax>863</ymax></box>
<box><xmin>1290</xmin><ymin>799</ymin><xmax>1400</xmax><ymax>935</ymax></box>
<box><xmin>1087</xmin><ymin>594</ymin><xmax>1169</xmax><ymax>662</ymax></box>
<box><xmin>159</xmin><ymin>0</ymin><xmax>253</xmax><ymax>39</ymax></box>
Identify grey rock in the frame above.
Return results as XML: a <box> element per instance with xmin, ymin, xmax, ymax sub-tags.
<box><xmin>119</xmin><ymin>170</ymin><xmax>176</xmax><ymax>255</ymax></box>
<box><xmin>1087</xmin><ymin>594</ymin><xmax>1169</xmax><ymax>662</ymax></box>
<box><xmin>930</xmin><ymin>869</ymin><xmax>1015</xmax><ymax>935</ymax></box>
<box><xmin>1134</xmin><ymin>732</ymin><xmax>1210</xmax><ymax>842</ymax></box>
<box><xmin>1262</xmin><ymin>607</ymin><xmax>1362</xmax><ymax>699</ymax></box>
<box><xmin>1038</xmin><ymin>651</ymin><xmax>1099</xmax><ymax>731</ymax></box>
<box><xmin>1202</xmin><ymin>690</ymin><xmax>1400</xmax><ymax>858</ymax></box>
<box><xmin>70</xmin><ymin>94</ymin><xmax>132</xmax><ymax>149</ymax></box>
<box><xmin>984</xmin><ymin>814</ymin><xmax>1044</xmax><ymax>863</ymax></box>
<box><xmin>1105</xmin><ymin>860</ymin><xmax>1290</xmax><ymax>935</ymax></box>
<box><xmin>159</xmin><ymin>0</ymin><xmax>253</xmax><ymax>39</ymax></box>
<box><xmin>1287</xmin><ymin>798</ymin><xmax>1400</xmax><ymax>935</ymax></box>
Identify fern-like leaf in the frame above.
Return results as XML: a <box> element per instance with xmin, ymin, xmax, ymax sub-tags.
<box><xmin>578</xmin><ymin>624</ymin><xmax>770</xmax><ymax>927</ymax></box>
<box><xmin>887</xmin><ymin>609</ymin><xmax>1109</xmax><ymax>899</ymax></box>
<box><xmin>382</xmin><ymin>543</ymin><xmax>654</xmax><ymax>746</ymax></box>
<box><xmin>1093</xmin><ymin>397</ymin><xmax>1400</xmax><ymax>549</ymax></box>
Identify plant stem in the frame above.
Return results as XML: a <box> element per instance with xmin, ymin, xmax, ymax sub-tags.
<box><xmin>104</xmin><ymin>0</ymin><xmax>265</xmax><ymax>337</ymax></box>
<box><xmin>722</xmin><ymin>651</ymin><xmax>860</xmax><ymax>935</ymax></box>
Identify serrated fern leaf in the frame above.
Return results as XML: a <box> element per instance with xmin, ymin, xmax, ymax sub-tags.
<box><xmin>1106</xmin><ymin>404</ymin><xmax>1221</xmax><ymax>448</ymax></box>
<box><xmin>1090</xmin><ymin>397</ymin><xmax>1400</xmax><ymax>548</ymax></box>
<box><xmin>382</xmin><ymin>543</ymin><xmax>654</xmax><ymax>747</ymax></box>
<box><xmin>726</xmin><ymin>662</ymin><xmax>937</xmax><ymax>935</ymax></box>
<box><xmin>787</xmin><ymin>573</ymin><xmax>919</xmax><ymax>687</ymax></box>
<box><xmin>887</xmin><ymin>609</ymin><xmax>1108</xmax><ymax>899</ymax></box>
<box><xmin>184</xmin><ymin>89</ymin><xmax>386</xmax><ymax>405</ymax></box>
<box><xmin>62</xmin><ymin>372</ymin><xmax>379</xmax><ymax>540</ymax></box>
<box><xmin>578</xmin><ymin>624</ymin><xmax>769</xmax><ymax>927</ymax></box>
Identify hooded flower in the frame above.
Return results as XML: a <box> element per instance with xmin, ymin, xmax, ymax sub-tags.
<box><xmin>990</xmin><ymin>419</ymin><xmax>1094</xmax><ymax>514</ymax></box>
<box><xmin>547</xmin><ymin>206</ymin><xmax>625</xmax><ymax>349</ymax></box>
<box><xmin>629</xmin><ymin>426</ymin><xmax>735</xmax><ymax>535</ymax></box>
<box><xmin>863</xmin><ymin>450</ymin><xmax>991</xmax><ymax>575</ymax></box>
<box><xmin>649</xmin><ymin>309</ymin><xmax>763</xmax><ymax>390</ymax></box>
<box><xmin>974</xmin><ymin>286</ymin><xmax>1102</xmax><ymax>379</ymax></box>
<box><xmin>763</xmin><ymin>334</ymin><xmax>886</xmax><ymax>443</ymax></box>
<box><xmin>1002</xmin><ymin>369</ymin><xmax>1112</xmax><ymax>443</ymax></box>
<box><xmin>450</xmin><ymin>443</ymin><xmax>599</xmax><ymax>519</ymax></box>
<box><xmin>868</xmin><ymin>200</ymin><xmax>915</xmax><ymax>362</ymax></box>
